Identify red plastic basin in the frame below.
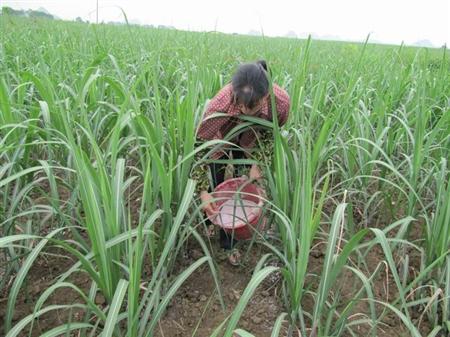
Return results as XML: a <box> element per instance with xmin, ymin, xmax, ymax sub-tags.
<box><xmin>209</xmin><ymin>177</ymin><xmax>266</xmax><ymax>240</ymax></box>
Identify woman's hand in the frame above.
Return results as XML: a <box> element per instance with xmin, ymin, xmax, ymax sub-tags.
<box><xmin>200</xmin><ymin>191</ymin><xmax>218</xmax><ymax>218</ymax></box>
<box><xmin>249</xmin><ymin>164</ymin><xmax>262</xmax><ymax>181</ymax></box>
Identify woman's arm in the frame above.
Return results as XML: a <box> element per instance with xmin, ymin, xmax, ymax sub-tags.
<box><xmin>200</xmin><ymin>191</ymin><xmax>218</xmax><ymax>218</ymax></box>
<box><xmin>197</xmin><ymin>84</ymin><xmax>238</xmax><ymax>140</ymax></box>
<box><xmin>272</xmin><ymin>84</ymin><xmax>290</xmax><ymax>126</ymax></box>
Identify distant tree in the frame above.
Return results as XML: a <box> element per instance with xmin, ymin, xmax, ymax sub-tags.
<box><xmin>28</xmin><ymin>9</ymin><xmax>53</xmax><ymax>20</ymax></box>
<box><xmin>2</xmin><ymin>6</ymin><xmax>54</xmax><ymax>19</ymax></box>
<box><xmin>129</xmin><ymin>19</ymin><xmax>141</xmax><ymax>25</ymax></box>
<box><xmin>0</xmin><ymin>6</ymin><xmax>11</xmax><ymax>15</ymax></box>
<box><xmin>2</xmin><ymin>6</ymin><xmax>26</xmax><ymax>16</ymax></box>
<box><xmin>75</xmin><ymin>17</ymin><xmax>84</xmax><ymax>23</ymax></box>
<box><xmin>414</xmin><ymin>39</ymin><xmax>434</xmax><ymax>48</ymax></box>
<box><xmin>285</xmin><ymin>30</ymin><xmax>297</xmax><ymax>38</ymax></box>
<box><xmin>248</xmin><ymin>29</ymin><xmax>262</xmax><ymax>36</ymax></box>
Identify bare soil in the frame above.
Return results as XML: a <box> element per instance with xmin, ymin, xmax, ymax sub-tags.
<box><xmin>1</xmin><ymin>229</ymin><xmax>432</xmax><ymax>337</ymax></box>
<box><xmin>0</xmin><ymin>176</ymin><xmax>434</xmax><ymax>336</ymax></box>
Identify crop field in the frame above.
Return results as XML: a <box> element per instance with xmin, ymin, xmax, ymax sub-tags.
<box><xmin>0</xmin><ymin>15</ymin><xmax>449</xmax><ymax>337</ymax></box>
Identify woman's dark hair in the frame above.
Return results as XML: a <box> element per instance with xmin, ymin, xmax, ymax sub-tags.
<box><xmin>231</xmin><ymin>60</ymin><xmax>269</xmax><ymax>109</ymax></box>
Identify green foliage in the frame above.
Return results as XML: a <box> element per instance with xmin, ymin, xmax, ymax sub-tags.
<box><xmin>0</xmin><ymin>15</ymin><xmax>449</xmax><ymax>336</ymax></box>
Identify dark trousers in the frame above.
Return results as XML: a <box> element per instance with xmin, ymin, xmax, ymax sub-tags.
<box><xmin>209</xmin><ymin>149</ymin><xmax>250</xmax><ymax>249</ymax></box>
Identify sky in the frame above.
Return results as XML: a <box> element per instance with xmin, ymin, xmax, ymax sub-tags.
<box><xmin>2</xmin><ymin>0</ymin><xmax>449</xmax><ymax>47</ymax></box>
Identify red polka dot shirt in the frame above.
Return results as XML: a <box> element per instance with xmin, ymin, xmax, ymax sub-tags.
<box><xmin>197</xmin><ymin>83</ymin><xmax>290</xmax><ymax>159</ymax></box>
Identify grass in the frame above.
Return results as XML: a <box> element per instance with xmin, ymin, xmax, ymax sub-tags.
<box><xmin>0</xmin><ymin>13</ymin><xmax>449</xmax><ymax>337</ymax></box>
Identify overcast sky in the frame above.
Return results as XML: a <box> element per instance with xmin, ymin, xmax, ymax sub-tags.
<box><xmin>2</xmin><ymin>0</ymin><xmax>449</xmax><ymax>46</ymax></box>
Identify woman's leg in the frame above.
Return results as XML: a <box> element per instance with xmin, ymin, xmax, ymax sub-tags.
<box><xmin>209</xmin><ymin>161</ymin><xmax>232</xmax><ymax>249</ymax></box>
<box><xmin>220</xmin><ymin>148</ymin><xmax>251</xmax><ymax>250</ymax></box>
<box><xmin>209</xmin><ymin>161</ymin><xmax>237</xmax><ymax>250</ymax></box>
<box><xmin>209</xmin><ymin>162</ymin><xmax>225</xmax><ymax>188</ymax></box>
<box><xmin>219</xmin><ymin>148</ymin><xmax>250</xmax><ymax>249</ymax></box>
<box><xmin>231</xmin><ymin>148</ymin><xmax>251</xmax><ymax>177</ymax></box>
